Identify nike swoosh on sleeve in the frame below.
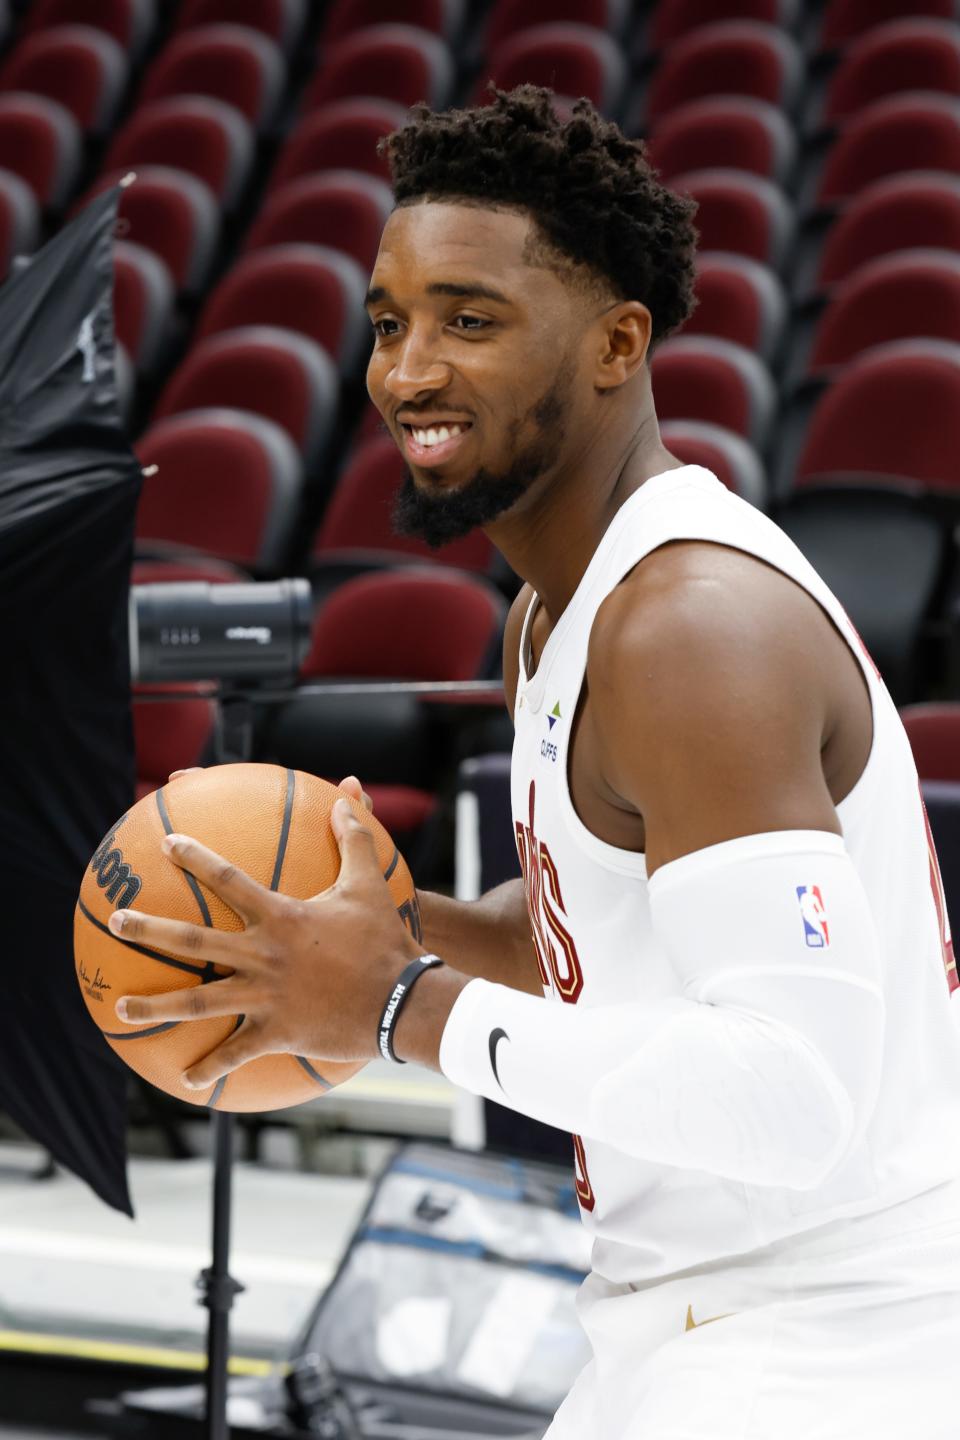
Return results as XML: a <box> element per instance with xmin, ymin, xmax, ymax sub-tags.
<box><xmin>488</xmin><ymin>1027</ymin><xmax>509</xmax><ymax>1090</ymax></box>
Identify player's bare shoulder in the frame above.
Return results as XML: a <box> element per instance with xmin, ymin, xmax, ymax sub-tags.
<box><xmin>502</xmin><ymin>581</ymin><xmax>535</xmax><ymax>721</ymax></box>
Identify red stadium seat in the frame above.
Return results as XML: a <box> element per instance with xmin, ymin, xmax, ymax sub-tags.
<box><xmin>245</xmin><ymin>171</ymin><xmax>393</xmax><ymax>270</ymax></box>
<box><xmin>175</xmin><ymin>0</ymin><xmax>306</xmax><ymax>52</ymax></box>
<box><xmin>322</xmin><ymin>0</ymin><xmax>465</xmax><ymax>46</ymax></box>
<box><xmin>900</xmin><ymin>704</ymin><xmax>960</xmax><ymax>781</ymax></box>
<box><xmin>268</xmin><ymin>99</ymin><xmax>406</xmax><ymax>191</ymax></box>
<box><xmin>476</xmin><ymin>23</ymin><xmax>627</xmax><ymax>115</ymax></box>
<box><xmin>113</xmin><ymin>239</ymin><xmax>174</xmax><ymax>376</ymax></box>
<box><xmin>819</xmin><ymin>19</ymin><xmax>960</xmax><ymax>129</ymax></box>
<box><xmin>660</xmin><ymin>420</ymin><xmax>767</xmax><ymax>508</ymax></box>
<box><xmin>682</xmin><ymin>251</ymin><xmax>786</xmax><ymax>363</ymax></box>
<box><xmin>0</xmin><ymin>92</ymin><xmax>81</xmax><ymax>209</ymax></box>
<box><xmin>303</xmin><ymin>24</ymin><xmax>454</xmax><ymax>111</ymax></box>
<box><xmin>786</xmin><ymin>340</ymin><xmax>960</xmax><ymax>495</ymax></box>
<box><xmin>652</xmin><ymin>335</ymin><xmax>777</xmax><ymax>448</ymax></box>
<box><xmin>88</xmin><ymin>166</ymin><xmax>219</xmax><ymax>296</ymax></box>
<box><xmin>813</xmin><ymin>93</ymin><xmax>960</xmax><ymax>209</ymax></box>
<box><xmin>132</xmin><ymin>684</ymin><xmax>217</xmax><ymax>802</ymax></box>
<box><xmin>195</xmin><ymin>243</ymin><xmax>369</xmax><ymax>372</ymax></box>
<box><xmin>484</xmin><ymin>0</ymin><xmax>628</xmax><ymax>51</ymax></box>
<box><xmin>105</xmin><ymin>97</ymin><xmax>254</xmax><ymax>210</ymax></box>
<box><xmin>646</xmin><ymin>97</ymin><xmax>796</xmax><ymax>185</ymax></box>
<box><xmin>311</xmin><ymin>435</ymin><xmax>495</xmax><ymax>571</ymax></box>
<box><xmin>154</xmin><ymin>325</ymin><xmax>339</xmax><ymax>467</ymax></box>
<box><xmin>139</xmin><ymin>24</ymin><xmax>285</xmax><ymax>128</ymax></box>
<box><xmin>0</xmin><ymin>24</ymin><xmax>127</xmax><ymax>134</ymax></box>
<box><xmin>806</xmin><ymin>172</ymin><xmax>960</xmax><ymax>296</ymax></box>
<box><xmin>648</xmin><ymin>0</ymin><xmax>799</xmax><ymax>49</ymax></box>
<box><xmin>135</xmin><ymin>408</ymin><xmax>304</xmax><ymax>571</ymax></box>
<box><xmin>643</xmin><ymin>22</ymin><xmax>803</xmax><ymax>127</ymax></box>
<box><xmin>131</xmin><ymin>557</ymin><xmax>253</xmax><ymax>584</ymax></box>
<box><xmin>815</xmin><ymin>0</ymin><xmax>960</xmax><ymax>55</ymax></box>
<box><xmin>671</xmin><ymin>168</ymin><xmax>794</xmax><ymax>269</ymax></box>
<box><xmin>0</xmin><ymin>170</ymin><xmax>40</xmax><ymax>279</ymax></box>
<box><xmin>262</xmin><ymin>569</ymin><xmax>508</xmax><ymax>840</ymax></box>
<box><xmin>302</xmin><ymin>568</ymin><xmax>505</xmax><ymax>681</ymax></box>
<box><xmin>806</xmin><ymin>250</ymin><xmax>960</xmax><ymax>374</ymax></box>
<box><xmin>22</xmin><ymin>0</ymin><xmax>154</xmax><ymax>55</ymax></box>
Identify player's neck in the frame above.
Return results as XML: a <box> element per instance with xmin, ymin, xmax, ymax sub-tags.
<box><xmin>488</xmin><ymin>407</ymin><xmax>681</xmax><ymax>625</ymax></box>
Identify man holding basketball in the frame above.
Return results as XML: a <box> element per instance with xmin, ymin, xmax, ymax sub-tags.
<box><xmin>111</xmin><ymin>88</ymin><xmax>960</xmax><ymax>1439</ymax></box>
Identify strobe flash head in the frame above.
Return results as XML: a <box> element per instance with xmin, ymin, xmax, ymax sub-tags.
<box><xmin>130</xmin><ymin>578</ymin><xmax>313</xmax><ymax>684</ymax></box>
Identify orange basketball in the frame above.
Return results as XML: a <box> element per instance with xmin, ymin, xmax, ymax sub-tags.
<box><xmin>74</xmin><ymin>763</ymin><xmax>421</xmax><ymax>1112</ymax></box>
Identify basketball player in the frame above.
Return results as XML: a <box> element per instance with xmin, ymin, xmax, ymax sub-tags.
<box><xmin>112</xmin><ymin>89</ymin><xmax>960</xmax><ymax>1437</ymax></box>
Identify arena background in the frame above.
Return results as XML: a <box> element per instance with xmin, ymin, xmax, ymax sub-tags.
<box><xmin>1</xmin><ymin>0</ymin><xmax>960</xmax><ymax>1436</ymax></box>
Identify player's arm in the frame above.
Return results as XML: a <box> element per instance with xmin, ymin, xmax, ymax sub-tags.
<box><xmin>415</xmin><ymin>581</ymin><xmax>543</xmax><ymax>995</ymax></box>
<box><xmin>429</xmin><ymin>550</ymin><xmax>886</xmax><ymax>1190</ymax></box>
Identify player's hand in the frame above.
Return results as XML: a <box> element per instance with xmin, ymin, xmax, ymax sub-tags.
<box><xmin>169</xmin><ymin>768</ymin><xmax>375</xmax><ymax>815</ymax></box>
<box><xmin>107</xmin><ymin>798</ymin><xmax>422</xmax><ymax>1087</ymax></box>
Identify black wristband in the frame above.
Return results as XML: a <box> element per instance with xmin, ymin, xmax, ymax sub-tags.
<box><xmin>377</xmin><ymin>953</ymin><xmax>444</xmax><ymax>1064</ymax></box>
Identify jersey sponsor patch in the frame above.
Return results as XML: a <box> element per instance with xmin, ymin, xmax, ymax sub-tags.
<box><xmin>796</xmin><ymin>884</ymin><xmax>830</xmax><ymax>947</ymax></box>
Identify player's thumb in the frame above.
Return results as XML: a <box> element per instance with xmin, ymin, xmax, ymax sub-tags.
<box><xmin>331</xmin><ymin>797</ymin><xmax>378</xmax><ymax>885</ymax></box>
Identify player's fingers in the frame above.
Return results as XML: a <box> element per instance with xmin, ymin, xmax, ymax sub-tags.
<box><xmin>107</xmin><ymin>907</ymin><xmax>246</xmax><ymax>965</ymax></box>
<box><xmin>338</xmin><ymin>775</ymin><xmax>373</xmax><ymax>813</ymax></box>
<box><xmin>331</xmin><ymin>798</ymin><xmax>381</xmax><ymax>887</ymax></box>
<box><xmin>183</xmin><ymin>1021</ymin><xmax>267</xmax><ymax>1091</ymax></box>
<box><xmin>161</xmin><ymin>834</ymin><xmax>266</xmax><ymax>922</ymax></box>
<box><xmin>169</xmin><ymin>767</ymin><xmax>204</xmax><ymax>782</ymax></box>
<box><xmin>115</xmin><ymin>977</ymin><xmax>239</xmax><ymax>1027</ymax></box>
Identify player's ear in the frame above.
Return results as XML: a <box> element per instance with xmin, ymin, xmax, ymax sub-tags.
<box><xmin>593</xmin><ymin>301</ymin><xmax>652</xmax><ymax>392</ymax></box>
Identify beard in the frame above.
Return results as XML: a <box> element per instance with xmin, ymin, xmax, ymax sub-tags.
<box><xmin>391</xmin><ymin>359</ymin><xmax>574</xmax><ymax>549</ymax></box>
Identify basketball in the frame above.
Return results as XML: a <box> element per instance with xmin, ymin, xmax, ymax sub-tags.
<box><xmin>74</xmin><ymin>763</ymin><xmax>421</xmax><ymax>1112</ymax></box>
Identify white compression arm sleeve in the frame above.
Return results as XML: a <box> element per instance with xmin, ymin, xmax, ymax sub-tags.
<box><xmin>439</xmin><ymin>831</ymin><xmax>885</xmax><ymax>1190</ymax></box>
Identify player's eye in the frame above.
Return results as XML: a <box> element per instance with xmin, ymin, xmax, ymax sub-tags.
<box><xmin>452</xmin><ymin>314</ymin><xmax>489</xmax><ymax>331</ymax></box>
<box><xmin>371</xmin><ymin>317</ymin><xmax>400</xmax><ymax>337</ymax></box>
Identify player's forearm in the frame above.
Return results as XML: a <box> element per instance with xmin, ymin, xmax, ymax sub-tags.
<box><xmin>415</xmin><ymin>880</ymin><xmax>543</xmax><ymax>995</ymax></box>
<box><xmin>427</xmin><ymin>832</ymin><xmax>886</xmax><ymax>1191</ymax></box>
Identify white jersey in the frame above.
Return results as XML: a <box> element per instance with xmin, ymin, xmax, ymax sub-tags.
<box><xmin>511</xmin><ymin>464</ymin><xmax>960</xmax><ymax>1285</ymax></box>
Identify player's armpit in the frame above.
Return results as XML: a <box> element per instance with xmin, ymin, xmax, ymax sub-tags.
<box><xmin>439</xmin><ymin>831</ymin><xmax>885</xmax><ymax>1191</ymax></box>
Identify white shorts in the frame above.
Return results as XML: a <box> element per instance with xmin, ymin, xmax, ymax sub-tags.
<box><xmin>546</xmin><ymin>1184</ymin><xmax>960</xmax><ymax>1440</ymax></box>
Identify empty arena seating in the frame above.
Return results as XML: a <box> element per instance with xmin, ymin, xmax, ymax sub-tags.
<box><xmin>477</xmin><ymin>23</ymin><xmax>628</xmax><ymax>113</ymax></box>
<box><xmin>174</xmin><ymin>0</ymin><xmax>307</xmax><ymax>52</ymax></box>
<box><xmin>901</xmin><ymin>703</ymin><xmax>960</xmax><ymax>780</ymax></box>
<box><xmin>652</xmin><ymin>335</ymin><xmax>778</xmax><ymax>449</ymax></box>
<box><xmin>302</xmin><ymin>24</ymin><xmax>455</xmax><ymax>110</ymax></box>
<box><xmin>813</xmin><ymin>0</ymin><xmax>960</xmax><ymax>55</ymax></box>
<box><xmin>0</xmin><ymin>92</ymin><xmax>81</xmax><ymax>210</ymax></box>
<box><xmin>815</xmin><ymin>18</ymin><xmax>960</xmax><ymax>128</ymax></box>
<box><xmin>139</xmin><ymin>23</ymin><xmax>286</xmax><ymax>128</ymax></box>
<box><xmin>658</xmin><ymin>420</ymin><xmax>768</xmax><ymax>508</ymax></box>
<box><xmin>21</xmin><ymin>0</ymin><xmax>155</xmax><ymax>54</ymax></box>
<box><xmin>112</xmin><ymin>238</ymin><xmax>174</xmax><ymax>376</ymax></box>
<box><xmin>640</xmin><ymin>22</ymin><xmax>804</xmax><ymax>126</ymax></box>
<box><xmin>646</xmin><ymin>97</ymin><xmax>796</xmax><ymax>184</ymax></box>
<box><xmin>92</xmin><ymin>165</ymin><xmax>220</xmax><ymax>296</ymax></box>
<box><xmin>244</xmin><ymin>171</ymin><xmax>393</xmax><ymax>269</ymax></box>
<box><xmin>647</xmin><ymin>0</ymin><xmax>800</xmax><ymax>51</ymax></box>
<box><xmin>321</xmin><ymin>0</ymin><xmax>466</xmax><ymax>46</ymax></box>
<box><xmin>0</xmin><ymin>23</ymin><xmax>127</xmax><ymax>133</ymax></box>
<box><xmin>684</xmin><ymin>252</ymin><xmax>787</xmax><ymax>362</ymax></box>
<box><xmin>154</xmin><ymin>325</ymin><xmax>339</xmax><ymax>469</ymax></box>
<box><xmin>267</xmin><ymin>98</ymin><xmax>405</xmax><ymax>190</ymax></box>
<box><xmin>135</xmin><ymin>408</ymin><xmax>304</xmax><ymax>571</ymax></box>
<box><xmin>194</xmin><ymin>243</ymin><xmax>369</xmax><ymax>373</ymax></box>
<box><xmin>809</xmin><ymin>93</ymin><xmax>960</xmax><ymax>210</ymax></box>
<box><xmin>105</xmin><ymin>97</ymin><xmax>255</xmax><ymax>210</ymax></box>
<box><xmin>0</xmin><ymin>170</ymin><xmax>40</xmax><ymax>277</ymax></box>
<box><xmin>485</xmin><ymin>0</ymin><xmax>629</xmax><ymax>51</ymax></box>
<box><xmin>669</xmin><ymin>168</ymin><xmax>795</xmax><ymax>269</ymax></box>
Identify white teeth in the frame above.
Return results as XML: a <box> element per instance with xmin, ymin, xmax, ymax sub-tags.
<box><xmin>411</xmin><ymin>423</ymin><xmax>466</xmax><ymax>447</ymax></box>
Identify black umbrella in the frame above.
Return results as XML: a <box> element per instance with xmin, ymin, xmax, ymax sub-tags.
<box><xmin>0</xmin><ymin>182</ymin><xmax>143</xmax><ymax>1215</ymax></box>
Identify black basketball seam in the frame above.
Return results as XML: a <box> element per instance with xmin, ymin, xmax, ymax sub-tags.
<box><xmin>206</xmin><ymin>1076</ymin><xmax>228</xmax><ymax>1109</ymax></box>
<box><xmin>383</xmin><ymin>846</ymin><xmax>399</xmax><ymax>882</ymax></box>
<box><xmin>295</xmin><ymin>1055</ymin><xmax>333</xmax><ymax>1090</ymax></box>
<box><xmin>156</xmin><ymin>786</ymin><xmax>212</xmax><ymax>928</ymax></box>
<box><xmin>270</xmin><ymin>769</ymin><xmax>296</xmax><ymax>893</ymax></box>
<box><xmin>76</xmin><ymin>898</ymin><xmax>206</xmax><ymax>978</ymax></box>
<box><xmin>103</xmin><ymin>1021</ymin><xmax>181</xmax><ymax>1041</ymax></box>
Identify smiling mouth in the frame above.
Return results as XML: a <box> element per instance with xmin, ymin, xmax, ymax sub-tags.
<box><xmin>400</xmin><ymin>421</ymin><xmax>473</xmax><ymax>467</ymax></box>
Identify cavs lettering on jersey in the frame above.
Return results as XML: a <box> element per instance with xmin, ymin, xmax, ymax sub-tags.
<box><xmin>511</xmin><ymin>465</ymin><xmax>960</xmax><ymax>1287</ymax></box>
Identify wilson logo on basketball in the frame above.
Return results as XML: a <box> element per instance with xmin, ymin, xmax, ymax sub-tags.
<box><xmin>89</xmin><ymin>824</ymin><xmax>143</xmax><ymax>910</ymax></box>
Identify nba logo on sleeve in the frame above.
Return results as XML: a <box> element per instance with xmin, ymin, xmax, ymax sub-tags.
<box><xmin>796</xmin><ymin>885</ymin><xmax>830</xmax><ymax>948</ymax></box>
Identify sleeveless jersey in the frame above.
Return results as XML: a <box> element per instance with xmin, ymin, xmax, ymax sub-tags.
<box><xmin>511</xmin><ymin>465</ymin><xmax>960</xmax><ymax>1284</ymax></box>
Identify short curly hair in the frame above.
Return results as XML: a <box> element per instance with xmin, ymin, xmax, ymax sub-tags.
<box><xmin>379</xmin><ymin>84</ymin><xmax>699</xmax><ymax>348</ymax></box>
